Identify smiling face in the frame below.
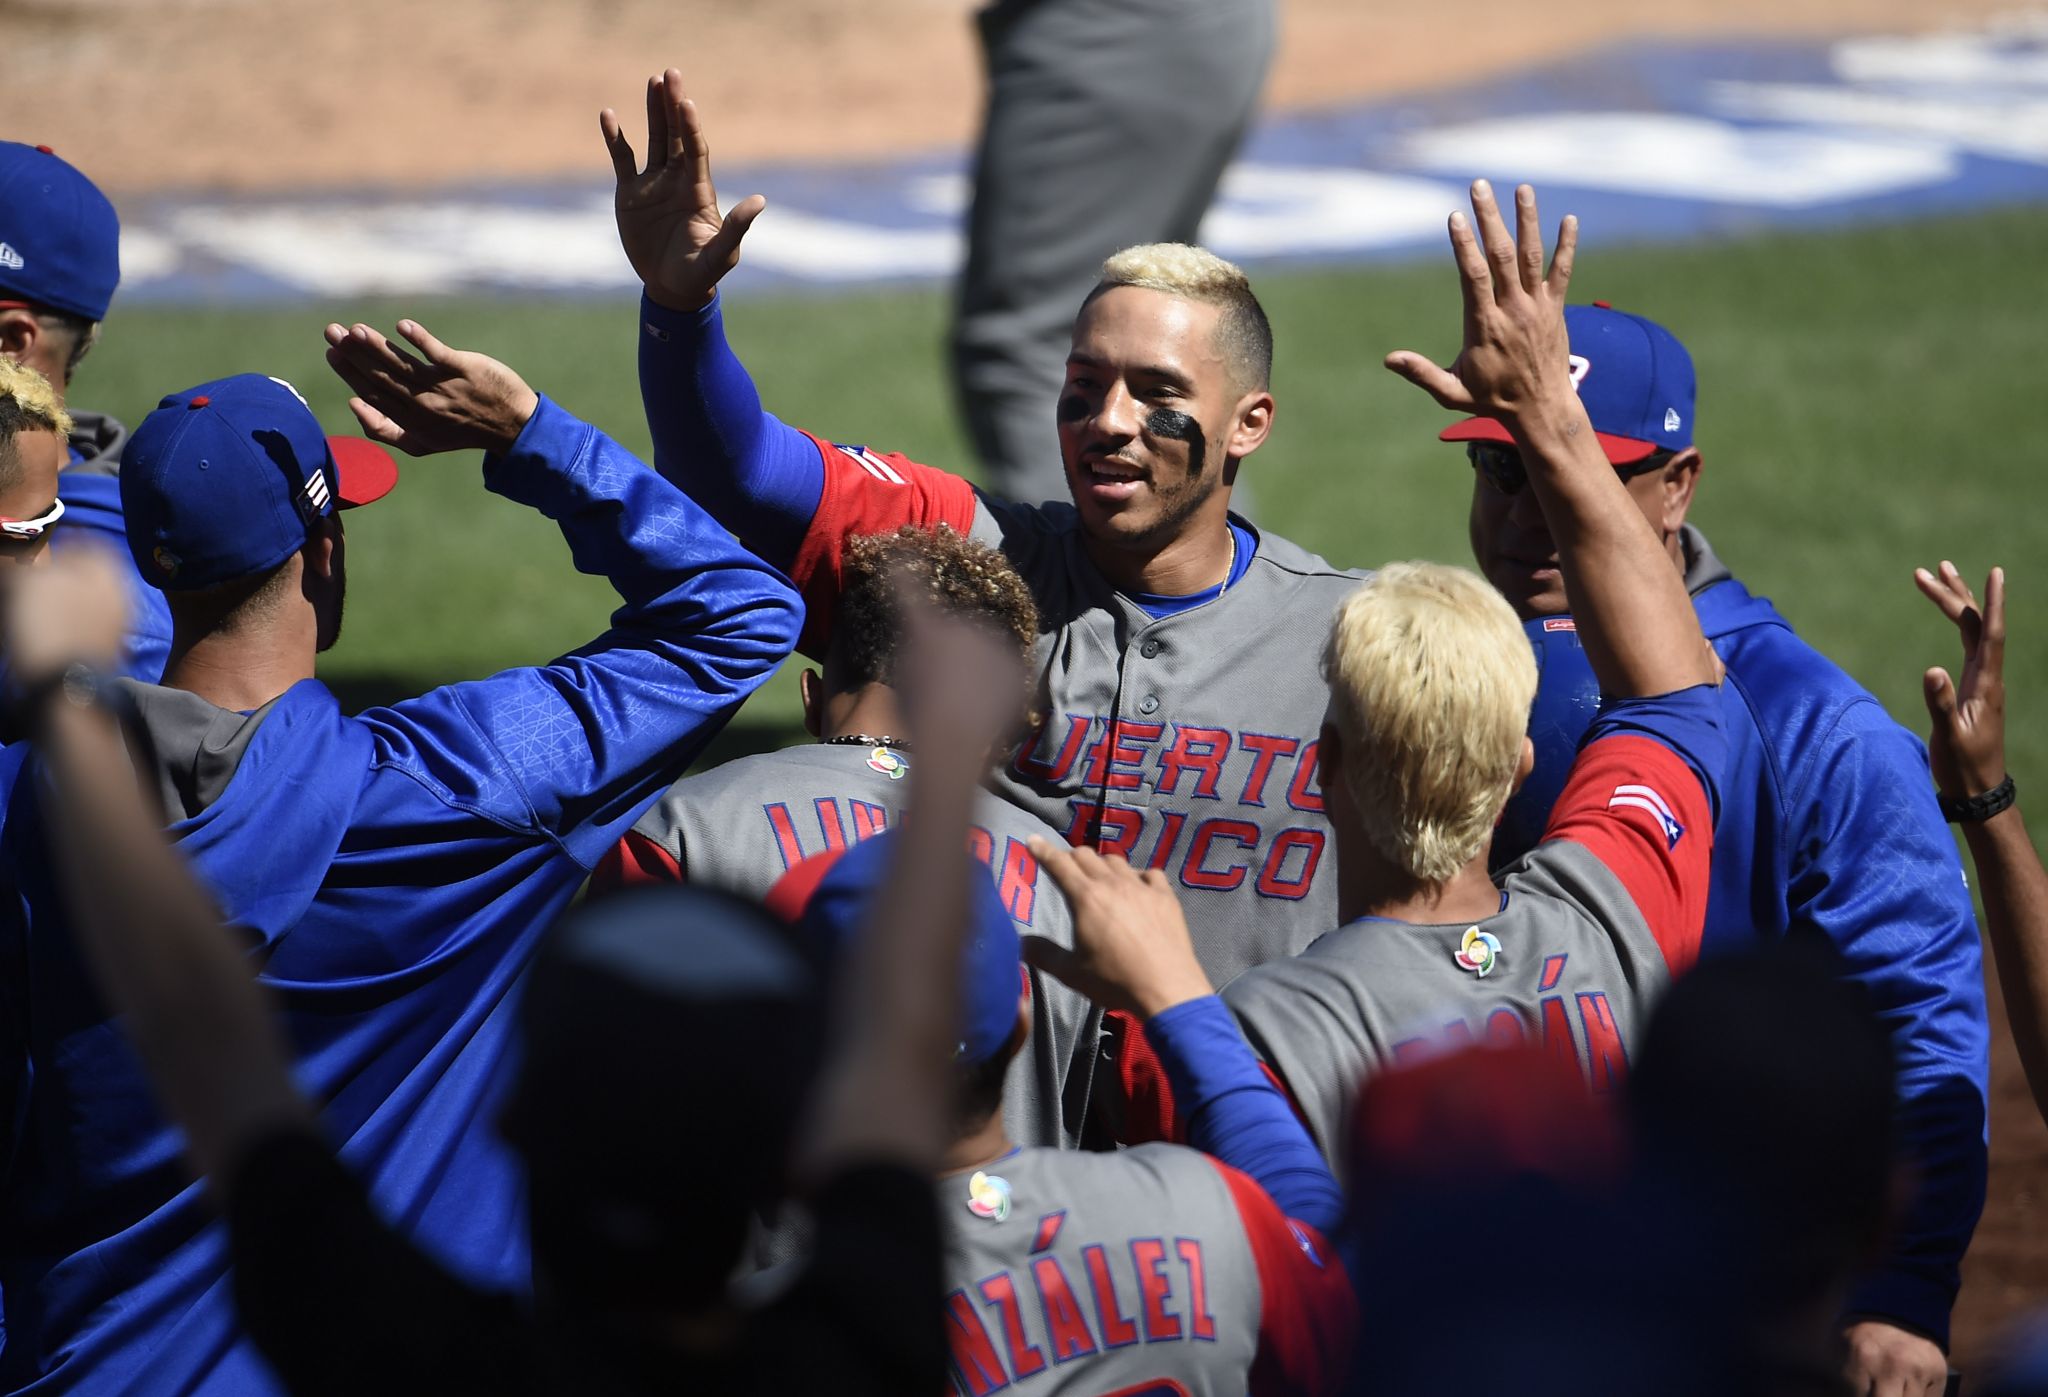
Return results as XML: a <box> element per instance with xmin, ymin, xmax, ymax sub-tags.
<box><xmin>1057</xmin><ymin>285</ymin><xmax>1271</xmax><ymax>565</ymax></box>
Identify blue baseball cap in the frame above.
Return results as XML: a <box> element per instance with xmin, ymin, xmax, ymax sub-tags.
<box><xmin>122</xmin><ymin>374</ymin><xmax>399</xmax><ymax>592</ymax></box>
<box><xmin>0</xmin><ymin>142</ymin><xmax>120</xmax><ymax>322</ymax></box>
<box><xmin>1442</xmin><ymin>303</ymin><xmax>1697</xmax><ymax>464</ymax></box>
<box><xmin>772</xmin><ymin>831</ymin><xmax>1027</xmax><ymax>1066</ymax></box>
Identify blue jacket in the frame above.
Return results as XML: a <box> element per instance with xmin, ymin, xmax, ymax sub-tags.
<box><xmin>0</xmin><ymin>399</ymin><xmax>803</xmax><ymax>1395</ymax></box>
<box><xmin>1687</xmin><ymin>528</ymin><xmax>1987</xmax><ymax>1345</ymax></box>
<box><xmin>56</xmin><ymin>411</ymin><xmax>173</xmax><ymax>684</ymax></box>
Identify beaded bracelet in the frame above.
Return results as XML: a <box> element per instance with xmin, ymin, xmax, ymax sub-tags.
<box><xmin>1940</xmin><ymin>774</ymin><xmax>2017</xmax><ymax>824</ymax></box>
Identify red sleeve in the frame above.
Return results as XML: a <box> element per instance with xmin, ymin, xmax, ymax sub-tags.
<box><xmin>587</xmin><ymin>830</ymin><xmax>684</xmax><ymax>900</ymax></box>
<box><xmin>1539</xmin><ymin>733</ymin><xmax>1713</xmax><ymax>975</ymax></box>
<box><xmin>1110</xmin><ymin>1011</ymin><xmax>1181</xmax><ymax>1145</ymax></box>
<box><xmin>1111</xmin><ymin>1015</ymin><xmax>1309</xmax><ymax>1148</ymax></box>
<box><xmin>788</xmin><ymin>432</ymin><xmax>980</xmax><ymax>657</ymax></box>
<box><xmin>1210</xmin><ymin>1159</ymin><xmax>1357</xmax><ymax>1397</ymax></box>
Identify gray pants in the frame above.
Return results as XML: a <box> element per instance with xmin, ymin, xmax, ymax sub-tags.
<box><xmin>951</xmin><ymin>0</ymin><xmax>1277</xmax><ymax>505</ymax></box>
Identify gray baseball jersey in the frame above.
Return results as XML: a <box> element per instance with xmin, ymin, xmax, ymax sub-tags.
<box><xmin>1205</xmin><ymin>728</ymin><xmax>1716</xmax><ymax>1172</ymax></box>
<box><xmin>601</xmin><ymin>742</ymin><xmax>1099</xmax><ymax>1148</ymax></box>
<box><xmin>783</xmin><ymin>441</ymin><xmax>1367</xmax><ymax>988</ymax></box>
<box><xmin>937</xmin><ymin>1143</ymin><xmax>1351</xmax><ymax>1396</ymax></box>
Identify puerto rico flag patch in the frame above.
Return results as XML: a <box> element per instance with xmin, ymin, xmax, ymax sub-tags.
<box><xmin>832</xmin><ymin>443</ymin><xmax>907</xmax><ymax>485</ymax></box>
<box><xmin>1609</xmin><ymin>782</ymin><xmax>1685</xmax><ymax>849</ymax></box>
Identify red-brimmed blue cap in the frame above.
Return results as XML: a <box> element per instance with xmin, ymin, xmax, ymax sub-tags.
<box><xmin>1442</xmin><ymin>303</ymin><xmax>1698</xmax><ymax>465</ymax></box>
<box><xmin>0</xmin><ymin>142</ymin><xmax>120</xmax><ymax>323</ymax></box>
<box><xmin>121</xmin><ymin>374</ymin><xmax>398</xmax><ymax>592</ymax></box>
<box><xmin>772</xmin><ymin>831</ymin><xmax>1026</xmax><ymax>1066</ymax></box>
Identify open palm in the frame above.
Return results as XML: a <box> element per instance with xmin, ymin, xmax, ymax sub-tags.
<box><xmin>601</xmin><ymin>68</ymin><xmax>766</xmax><ymax>312</ymax></box>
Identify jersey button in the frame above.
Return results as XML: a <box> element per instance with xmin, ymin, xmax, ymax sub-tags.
<box><xmin>1138</xmin><ymin>695</ymin><xmax>1160</xmax><ymax>715</ymax></box>
<box><xmin>1139</xmin><ymin>639</ymin><xmax>1161</xmax><ymax>658</ymax></box>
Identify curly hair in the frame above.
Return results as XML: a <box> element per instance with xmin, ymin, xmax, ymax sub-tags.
<box><xmin>832</xmin><ymin>524</ymin><xmax>1040</xmax><ymax>691</ymax></box>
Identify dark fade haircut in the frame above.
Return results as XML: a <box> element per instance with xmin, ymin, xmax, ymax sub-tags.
<box><xmin>831</xmin><ymin>524</ymin><xmax>1040</xmax><ymax>692</ymax></box>
<box><xmin>36</xmin><ymin>308</ymin><xmax>101</xmax><ymax>382</ymax></box>
<box><xmin>1091</xmin><ymin>242</ymin><xmax>1274</xmax><ymax>395</ymax></box>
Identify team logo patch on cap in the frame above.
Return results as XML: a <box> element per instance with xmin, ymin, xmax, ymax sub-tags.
<box><xmin>1664</xmin><ymin>407</ymin><xmax>1682</xmax><ymax>432</ymax></box>
<box><xmin>966</xmin><ymin>1170</ymin><xmax>1012</xmax><ymax>1222</ymax></box>
<box><xmin>1454</xmin><ymin>926</ymin><xmax>1502</xmax><ymax>977</ymax></box>
<box><xmin>867</xmin><ymin>746</ymin><xmax>908</xmax><ymax>780</ymax></box>
<box><xmin>152</xmin><ymin>545</ymin><xmax>181</xmax><ymax>579</ymax></box>
<box><xmin>0</xmin><ymin>243</ymin><xmax>23</xmax><ymax>272</ymax></box>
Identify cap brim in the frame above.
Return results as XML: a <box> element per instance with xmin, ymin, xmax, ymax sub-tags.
<box><xmin>1438</xmin><ymin>417</ymin><xmax>1661</xmax><ymax>466</ymax></box>
<box><xmin>328</xmin><ymin>435</ymin><xmax>400</xmax><ymax>508</ymax></box>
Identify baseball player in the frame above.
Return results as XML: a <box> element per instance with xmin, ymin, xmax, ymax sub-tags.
<box><xmin>602</xmin><ymin>70</ymin><xmax>1364</xmax><ymax>987</ymax></box>
<box><xmin>592</xmin><ymin>524</ymin><xmax>1102</xmax><ymax>1148</ymax></box>
<box><xmin>0</xmin><ymin>324</ymin><xmax>800</xmax><ymax>1394</ymax></box>
<box><xmin>0</xmin><ymin>140</ymin><xmax>174</xmax><ymax>680</ymax></box>
<box><xmin>781</xmin><ymin>830</ymin><xmax>1354</xmax><ymax>1396</ymax></box>
<box><xmin>1090</xmin><ymin>183</ymin><xmax>1724</xmax><ymax>1168</ymax></box>
<box><xmin>1458</xmin><ymin>304</ymin><xmax>1986</xmax><ymax>1388</ymax></box>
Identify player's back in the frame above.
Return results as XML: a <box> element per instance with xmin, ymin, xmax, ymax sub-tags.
<box><xmin>1225</xmin><ymin>838</ymin><xmax>1674</xmax><ymax>1170</ymax></box>
<box><xmin>938</xmin><ymin>1144</ymin><xmax>1265</xmax><ymax>1396</ymax></box>
<box><xmin>613</xmin><ymin>742</ymin><xmax>1100</xmax><ymax>1146</ymax></box>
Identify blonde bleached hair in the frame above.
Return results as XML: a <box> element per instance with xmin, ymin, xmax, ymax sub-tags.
<box><xmin>0</xmin><ymin>359</ymin><xmax>73</xmax><ymax>490</ymax></box>
<box><xmin>0</xmin><ymin>358</ymin><xmax>73</xmax><ymax>443</ymax></box>
<box><xmin>1094</xmin><ymin>243</ymin><xmax>1272</xmax><ymax>393</ymax></box>
<box><xmin>1321</xmin><ymin>562</ymin><xmax>1539</xmax><ymax>884</ymax></box>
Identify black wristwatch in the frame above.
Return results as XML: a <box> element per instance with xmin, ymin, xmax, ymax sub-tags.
<box><xmin>1939</xmin><ymin>774</ymin><xmax>2017</xmax><ymax>823</ymax></box>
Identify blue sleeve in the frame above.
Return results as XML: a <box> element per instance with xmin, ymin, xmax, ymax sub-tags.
<box><xmin>1584</xmin><ymin>683</ymin><xmax>1727</xmax><ymax>822</ymax></box>
<box><xmin>1147</xmin><ymin>995</ymin><xmax>1345</xmax><ymax>1237</ymax></box>
<box><xmin>359</xmin><ymin>396</ymin><xmax>803</xmax><ymax>870</ymax></box>
<box><xmin>1792</xmin><ymin>703</ymin><xmax>1988</xmax><ymax>1346</ymax></box>
<box><xmin>637</xmin><ymin>292</ymin><xmax>825</xmax><ymax>571</ymax></box>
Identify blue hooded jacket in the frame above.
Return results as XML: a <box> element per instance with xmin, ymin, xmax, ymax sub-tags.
<box><xmin>0</xmin><ymin>398</ymin><xmax>803</xmax><ymax>1395</ymax></box>
<box><xmin>1497</xmin><ymin>525</ymin><xmax>1987</xmax><ymax>1345</ymax></box>
<box><xmin>1682</xmin><ymin>527</ymin><xmax>1986</xmax><ymax>1346</ymax></box>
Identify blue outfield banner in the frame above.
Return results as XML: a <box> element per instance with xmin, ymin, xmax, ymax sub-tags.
<box><xmin>116</xmin><ymin>21</ymin><xmax>2048</xmax><ymax>303</ymax></box>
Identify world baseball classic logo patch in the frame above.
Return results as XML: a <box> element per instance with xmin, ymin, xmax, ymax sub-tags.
<box><xmin>1609</xmin><ymin>782</ymin><xmax>1685</xmax><ymax>849</ymax></box>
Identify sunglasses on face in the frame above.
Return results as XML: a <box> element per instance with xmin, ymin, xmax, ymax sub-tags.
<box><xmin>0</xmin><ymin>497</ymin><xmax>66</xmax><ymax>541</ymax></box>
<box><xmin>1466</xmin><ymin>442</ymin><xmax>1673</xmax><ymax>496</ymax></box>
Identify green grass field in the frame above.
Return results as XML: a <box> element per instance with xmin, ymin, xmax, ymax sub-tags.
<box><xmin>78</xmin><ymin>206</ymin><xmax>2048</xmax><ymax>780</ymax></box>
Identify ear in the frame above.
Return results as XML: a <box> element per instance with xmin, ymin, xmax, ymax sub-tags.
<box><xmin>1512</xmin><ymin>735</ymin><xmax>1536</xmax><ymax>794</ymax></box>
<box><xmin>1659</xmin><ymin>448</ymin><xmax>1703</xmax><ymax>535</ymax></box>
<box><xmin>1226</xmin><ymin>389</ymin><xmax>1275</xmax><ymax>462</ymax></box>
<box><xmin>303</xmin><ymin>520</ymin><xmax>340</xmax><ymax>581</ymax></box>
<box><xmin>798</xmin><ymin>667</ymin><xmax>824</xmax><ymax>739</ymax></box>
<box><xmin>0</xmin><ymin>310</ymin><xmax>40</xmax><ymax>366</ymax></box>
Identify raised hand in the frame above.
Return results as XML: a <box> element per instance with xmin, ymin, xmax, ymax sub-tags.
<box><xmin>1022</xmin><ymin>837</ymin><xmax>1213</xmax><ymax>1019</ymax></box>
<box><xmin>1385</xmin><ymin>180</ymin><xmax>1579</xmax><ymax>423</ymax></box>
<box><xmin>601</xmin><ymin>69</ymin><xmax>767</xmax><ymax>313</ymax></box>
<box><xmin>1917</xmin><ymin>560</ymin><xmax>2007</xmax><ymax>800</ymax></box>
<box><xmin>322</xmin><ymin>320</ymin><xmax>538</xmax><ymax>457</ymax></box>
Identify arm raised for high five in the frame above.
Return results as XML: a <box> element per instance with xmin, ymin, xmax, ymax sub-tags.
<box><xmin>1919</xmin><ymin>562</ymin><xmax>2048</xmax><ymax>1128</ymax></box>
<box><xmin>607</xmin><ymin>71</ymin><xmax>979</xmax><ymax>621</ymax></box>
<box><xmin>1387</xmin><ymin>182</ymin><xmax>1716</xmax><ymax>699</ymax></box>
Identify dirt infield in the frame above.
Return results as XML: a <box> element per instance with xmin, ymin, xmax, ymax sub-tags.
<box><xmin>0</xmin><ymin>0</ymin><xmax>2026</xmax><ymax>193</ymax></box>
<box><xmin>5</xmin><ymin>0</ymin><xmax>2045</xmax><ymax>1374</ymax></box>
